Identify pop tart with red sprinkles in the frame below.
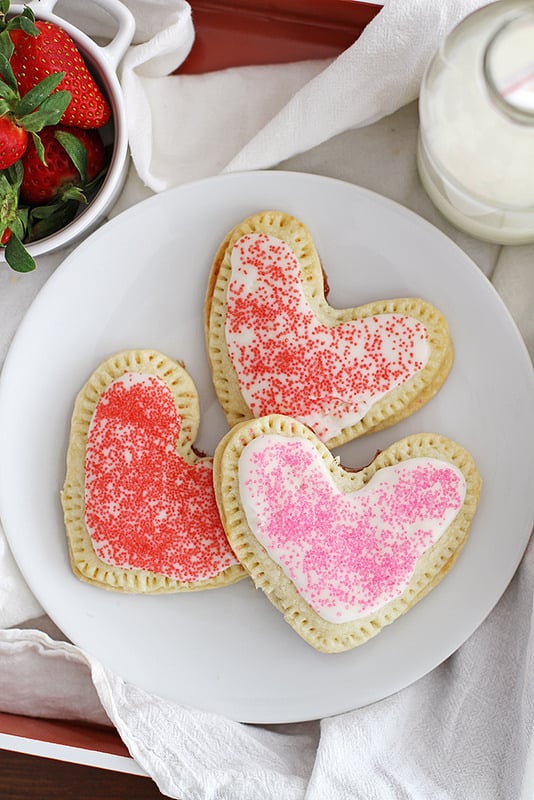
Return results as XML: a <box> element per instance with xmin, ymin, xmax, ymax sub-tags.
<box><xmin>62</xmin><ymin>350</ymin><xmax>245</xmax><ymax>593</ymax></box>
<box><xmin>205</xmin><ymin>211</ymin><xmax>454</xmax><ymax>449</ymax></box>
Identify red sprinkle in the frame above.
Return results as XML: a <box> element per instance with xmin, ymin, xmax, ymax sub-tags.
<box><xmin>84</xmin><ymin>374</ymin><xmax>238</xmax><ymax>581</ymax></box>
<box><xmin>226</xmin><ymin>234</ymin><xmax>429</xmax><ymax>440</ymax></box>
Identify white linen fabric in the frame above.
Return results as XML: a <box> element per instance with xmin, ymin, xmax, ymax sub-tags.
<box><xmin>1</xmin><ymin>1</ymin><xmax>533</xmax><ymax>798</ymax></box>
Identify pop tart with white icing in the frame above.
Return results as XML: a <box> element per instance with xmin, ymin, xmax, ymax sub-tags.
<box><xmin>205</xmin><ymin>211</ymin><xmax>453</xmax><ymax>449</ymax></box>
<box><xmin>213</xmin><ymin>414</ymin><xmax>481</xmax><ymax>653</ymax></box>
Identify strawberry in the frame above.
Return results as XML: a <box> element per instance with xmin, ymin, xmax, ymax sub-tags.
<box><xmin>0</xmin><ymin>4</ymin><xmax>109</xmax><ymax>272</ymax></box>
<box><xmin>0</xmin><ymin>6</ymin><xmax>72</xmax><ymax>167</ymax></box>
<box><xmin>9</xmin><ymin>21</ymin><xmax>111</xmax><ymax>129</ymax></box>
<box><xmin>20</xmin><ymin>124</ymin><xmax>106</xmax><ymax>205</ymax></box>
<box><xmin>0</xmin><ymin>113</ymin><xmax>27</xmax><ymax>168</ymax></box>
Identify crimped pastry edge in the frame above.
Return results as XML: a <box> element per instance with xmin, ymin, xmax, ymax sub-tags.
<box><xmin>61</xmin><ymin>349</ymin><xmax>246</xmax><ymax>593</ymax></box>
<box><xmin>213</xmin><ymin>414</ymin><xmax>481</xmax><ymax>653</ymax></box>
<box><xmin>205</xmin><ymin>210</ymin><xmax>454</xmax><ymax>448</ymax></box>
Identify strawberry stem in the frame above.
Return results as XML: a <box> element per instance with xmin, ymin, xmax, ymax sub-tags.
<box><xmin>0</xmin><ymin>162</ymin><xmax>34</xmax><ymax>271</ymax></box>
<box><xmin>16</xmin><ymin>72</ymin><xmax>66</xmax><ymax>117</ymax></box>
<box><xmin>17</xmin><ymin>89</ymin><xmax>71</xmax><ymax>132</ymax></box>
<box><xmin>0</xmin><ymin>2</ymin><xmax>38</xmax><ymax>37</ymax></box>
<box><xmin>0</xmin><ymin>164</ymin><xmax>34</xmax><ymax>271</ymax></box>
<box><xmin>8</xmin><ymin>10</ymin><xmax>39</xmax><ymax>38</ymax></box>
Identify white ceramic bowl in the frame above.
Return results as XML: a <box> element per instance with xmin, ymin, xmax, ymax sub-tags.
<box><xmin>2</xmin><ymin>0</ymin><xmax>135</xmax><ymax>261</ymax></box>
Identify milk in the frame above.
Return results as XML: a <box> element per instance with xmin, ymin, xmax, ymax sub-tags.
<box><xmin>417</xmin><ymin>0</ymin><xmax>534</xmax><ymax>244</ymax></box>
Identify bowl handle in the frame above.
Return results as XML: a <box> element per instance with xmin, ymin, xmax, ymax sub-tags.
<box><xmin>27</xmin><ymin>0</ymin><xmax>136</xmax><ymax>70</ymax></box>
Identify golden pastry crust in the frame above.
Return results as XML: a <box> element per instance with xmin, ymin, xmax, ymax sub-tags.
<box><xmin>205</xmin><ymin>210</ymin><xmax>454</xmax><ymax>449</ymax></box>
<box><xmin>213</xmin><ymin>414</ymin><xmax>481</xmax><ymax>653</ymax></box>
<box><xmin>61</xmin><ymin>349</ymin><xmax>246</xmax><ymax>593</ymax></box>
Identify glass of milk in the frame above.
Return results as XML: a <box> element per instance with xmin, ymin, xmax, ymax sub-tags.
<box><xmin>417</xmin><ymin>0</ymin><xmax>534</xmax><ymax>244</ymax></box>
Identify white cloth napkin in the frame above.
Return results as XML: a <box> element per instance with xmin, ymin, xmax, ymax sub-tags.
<box><xmin>1</xmin><ymin>1</ymin><xmax>534</xmax><ymax>798</ymax></box>
<box><xmin>118</xmin><ymin>0</ymin><xmax>488</xmax><ymax>194</ymax></box>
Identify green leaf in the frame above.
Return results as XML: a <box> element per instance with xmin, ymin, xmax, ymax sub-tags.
<box><xmin>9</xmin><ymin>212</ymin><xmax>26</xmax><ymax>241</ymax></box>
<box><xmin>11</xmin><ymin>14</ymin><xmax>39</xmax><ymax>37</ymax></box>
<box><xmin>62</xmin><ymin>185</ymin><xmax>87</xmax><ymax>203</ymax></box>
<box><xmin>4</xmin><ymin>159</ymin><xmax>23</xmax><ymax>191</ymax></box>
<box><xmin>0</xmin><ymin>77</ymin><xmax>17</xmax><ymax>105</ymax></box>
<box><xmin>0</xmin><ymin>87</ymin><xmax>17</xmax><ymax>109</ymax></box>
<box><xmin>20</xmin><ymin>7</ymin><xmax>36</xmax><ymax>25</ymax></box>
<box><xmin>54</xmin><ymin>130</ymin><xmax>88</xmax><ymax>182</ymax></box>
<box><xmin>18</xmin><ymin>89</ymin><xmax>71</xmax><ymax>132</ymax></box>
<box><xmin>16</xmin><ymin>72</ymin><xmax>66</xmax><ymax>117</ymax></box>
<box><xmin>4</xmin><ymin>232</ymin><xmax>35</xmax><ymax>272</ymax></box>
<box><xmin>0</xmin><ymin>171</ymin><xmax>11</xmax><ymax>196</ymax></box>
<box><xmin>0</xmin><ymin>52</ymin><xmax>17</xmax><ymax>93</ymax></box>
<box><xmin>30</xmin><ymin>131</ymin><xmax>45</xmax><ymax>165</ymax></box>
<box><xmin>0</xmin><ymin>29</ymin><xmax>14</xmax><ymax>59</ymax></box>
<box><xmin>4</xmin><ymin>5</ymin><xmax>38</xmax><ymax>36</ymax></box>
<box><xmin>15</xmin><ymin>205</ymin><xmax>27</xmax><ymax>230</ymax></box>
<box><xmin>28</xmin><ymin>203</ymin><xmax>59</xmax><ymax>220</ymax></box>
<box><xmin>82</xmin><ymin>166</ymin><xmax>108</xmax><ymax>202</ymax></box>
<box><xmin>0</xmin><ymin>170</ymin><xmax>18</xmax><ymax>215</ymax></box>
<box><xmin>28</xmin><ymin>199</ymin><xmax>78</xmax><ymax>241</ymax></box>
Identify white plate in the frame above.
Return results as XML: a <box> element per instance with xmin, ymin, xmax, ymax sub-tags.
<box><xmin>1</xmin><ymin>171</ymin><xmax>533</xmax><ymax>724</ymax></box>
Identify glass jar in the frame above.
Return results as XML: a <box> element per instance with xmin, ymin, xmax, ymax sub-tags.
<box><xmin>417</xmin><ymin>0</ymin><xmax>534</xmax><ymax>244</ymax></box>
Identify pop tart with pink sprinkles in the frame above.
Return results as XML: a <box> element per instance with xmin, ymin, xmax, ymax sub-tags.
<box><xmin>61</xmin><ymin>350</ymin><xmax>245</xmax><ymax>593</ymax></box>
<box><xmin>205</xmin><ymin>211</ymin><xmax>453</xmax><ymax>449</ymax></box>
<box><xmin>213</xmin><ymin>415</ymin><xmax>481</xmax><ymax>653</ymax></box>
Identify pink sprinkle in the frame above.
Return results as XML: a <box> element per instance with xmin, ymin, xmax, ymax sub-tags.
<box><xmin>241</xmin><ymin>437</ymin><xmax>465</xmax><ymax>621</ymax></box>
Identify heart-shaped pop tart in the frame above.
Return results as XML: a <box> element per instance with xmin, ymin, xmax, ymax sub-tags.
<box><xmin>214</xmin><ymin>415</ymin><xmax>481</xmax><ymax>653</ymax></box>
<box><xmin>62</xmin><ymin>350</ymin><xmax>246</xmax><ymax>593</ymax></box>
<box><xmin>205</xmin><ymin>211</ymin><xmax>453</xmax><ymax>448</ymax></box>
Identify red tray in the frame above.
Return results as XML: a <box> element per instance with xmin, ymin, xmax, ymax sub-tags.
<box><xmin>179</xmin><ymin>0</ymin><xmax>382</xmax><ymax>73</ymax></box>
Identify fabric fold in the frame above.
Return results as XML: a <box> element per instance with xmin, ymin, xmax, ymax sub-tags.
<box><xmin>224</xmin><ymin>0</ymin><xmax>487</xmax><ymax>174</ymax></box>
